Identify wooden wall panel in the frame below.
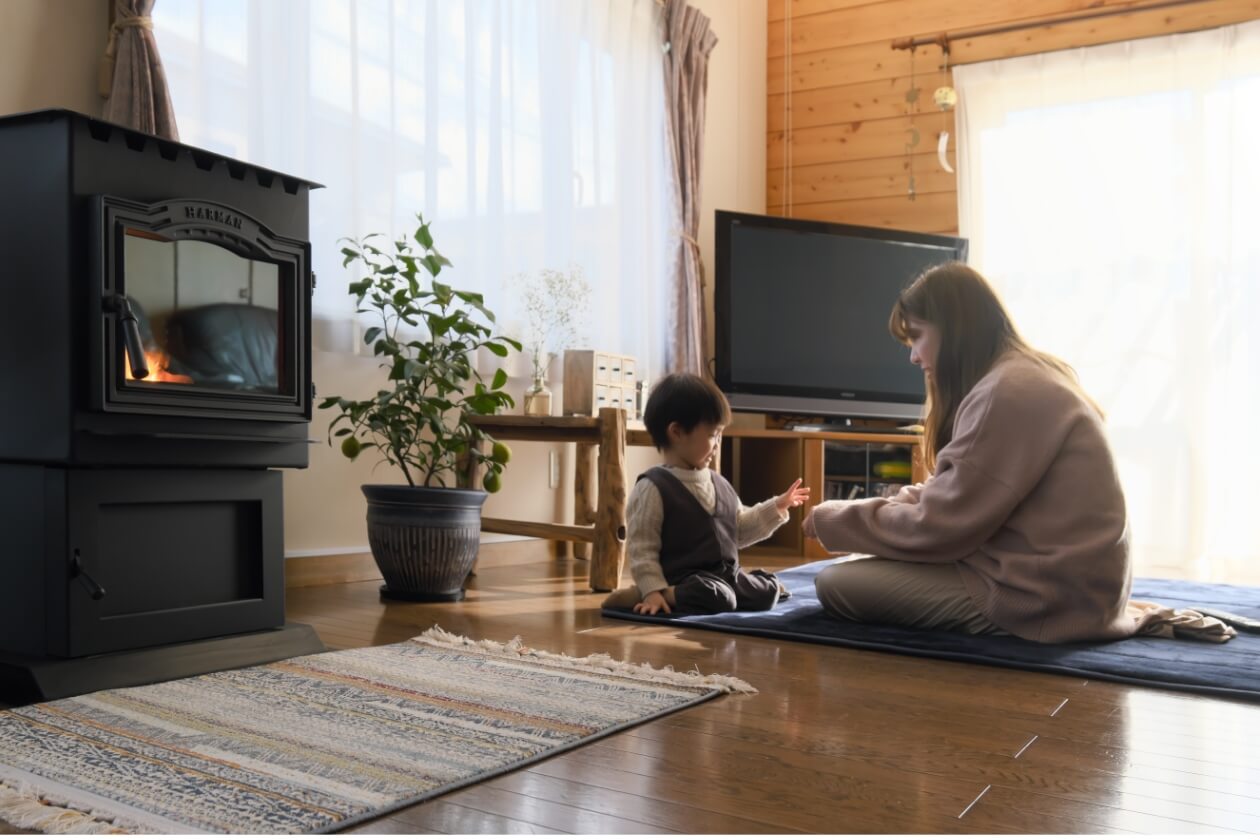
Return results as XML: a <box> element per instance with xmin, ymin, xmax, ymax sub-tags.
<box><xmin>767</xmin><ymin>0</ymin><xmax>1260</xmax><ymax>234</ymax></box>
<box><xmin>948</xmin><ymin>0</ymin><xmax>1260</xmax><ymax>63</ymax></box>
<box><xmin>768</xmin><ymin>0</ymin><xmax>1158</xmax><ymax>58</ymax></box>
<box><xmin>769</xmin><ymin>74</ymin><xmax>935</xmax><ymax>130</ymax></box>
<box><xmin>769</xmin><ymin>191</ymin><xmax>958</xmax><ymax>232</ymax></box>
<box><xmin>768</xmin><ymin>0</ymin><xmax>879</xmax><ymax>23</ymax></box>
<box><xmin>769</xmin><ymin>113</ymin><xmax>940</xmax><ymax>168</ymax></box>
<box><xmin>767</xmin><ymin>152</ymin><xmax>950</xmax><ymax>206</ymax></box>
<box><xmin>767</xmin><ymin>38</ymin><xmax>939</xmax><ymax>95</ymax></box>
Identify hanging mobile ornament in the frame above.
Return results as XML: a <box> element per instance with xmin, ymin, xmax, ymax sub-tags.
<box><xmin>934</xmin><ymin>41</ymin><xmax>957</xmax><ymax>174</ymax></box>
<box><xmin>905</xmin><ymin>45</ymin><xmax>920</xmax><ymax>200</ymax></box>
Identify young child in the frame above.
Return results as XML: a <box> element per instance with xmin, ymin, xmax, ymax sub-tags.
<box><xmin>602</xmin><ymin>373</ymin><xmax>810</xmax><ymax>616</ymax></box>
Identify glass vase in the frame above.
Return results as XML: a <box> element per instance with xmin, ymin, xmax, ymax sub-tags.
<box><xmin>523</xmin><ymin>374</ymin><xmax>552</xmax><ymax>416</ymax></box>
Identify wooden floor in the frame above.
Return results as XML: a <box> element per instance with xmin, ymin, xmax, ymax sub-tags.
<box><xmin>4</xmin><ymin>540</ymin><xmax>1259</xmax><ymax>834</ymax></box>
<box><xmin>283</xmin><ymin>541</ymin><xmax>1260</xmax><ymax>835</ymax></box>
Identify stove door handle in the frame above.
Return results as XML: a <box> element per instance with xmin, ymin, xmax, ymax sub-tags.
<box><xmin>70</xmin><ymin>549</ymin><xmax>107</xmax><ymax>601</ymax></box>
<box><xmin>103</xmin><ymin>293</ymin><xmax>150</xmax><ymax>380</ymax></box>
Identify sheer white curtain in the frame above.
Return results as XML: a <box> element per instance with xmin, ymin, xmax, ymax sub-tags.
<box><xmin>955</xmin><ymin>20</ymin><xmax>1260</xmax><ymax>584</ymax></box>
<box><xmin>152</xmin><ymin>0</ymin><xmax>672</xmax><ymax>379</ymax></box>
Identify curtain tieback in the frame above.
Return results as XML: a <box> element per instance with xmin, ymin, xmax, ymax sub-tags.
<box><xmin>677</xmin><ymin>231</ymin><xmax>706</xmax><ymax>291</ymax></box>
<box><xmin>99</xmin><ymin>16</ymin><xmax>155</xmax><ymax>99</ymax></box>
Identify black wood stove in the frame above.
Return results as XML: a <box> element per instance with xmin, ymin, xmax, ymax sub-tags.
<box><xmin>0</xmin><ymin>110</ymin><xmax>324</xmax><ymax>702</ymax></box>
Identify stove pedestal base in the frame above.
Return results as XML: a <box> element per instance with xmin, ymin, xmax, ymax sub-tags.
<box><xmin>0</xmin><ymin>622</ymin><xmax>325</xmax><ymax>704</ymax></box>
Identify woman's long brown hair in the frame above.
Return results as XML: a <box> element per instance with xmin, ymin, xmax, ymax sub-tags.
<box><xmin>888</xmin><ymin>262</ymin><xmax>1098</xmax><ymax>473</ymax></box>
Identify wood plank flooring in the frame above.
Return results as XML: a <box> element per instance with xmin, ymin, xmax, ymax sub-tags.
<box><xmin>287</xmin><ymin>541</ymin><xmax>1260</xmax><ymax>834</ymax></box>
<box><xmin>4</xmin><ymin>539</ymin><xmax>1259</xmax><ymax>834</ymax></box>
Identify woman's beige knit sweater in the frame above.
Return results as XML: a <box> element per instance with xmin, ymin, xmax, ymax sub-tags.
<box><xmin>808</xmin><ymin>353</ymin><xmax>1136</xmax><ymax>643</ymax></box>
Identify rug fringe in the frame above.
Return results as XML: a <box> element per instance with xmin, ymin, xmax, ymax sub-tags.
<box><xmin>0</xmin><ymin>781</ymin><xmax>136</xmax><ymax>834</ymax></box>
<box><xmin>413</xmin><ymin>626</ymin><xmax>757</xmax><ymax>694</ymax></box>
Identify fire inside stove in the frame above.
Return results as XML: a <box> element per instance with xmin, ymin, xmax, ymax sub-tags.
<box><xmin>125</xmin><ymin>347</ymin><xmax>194</xmax><ymax>384</ymax></box>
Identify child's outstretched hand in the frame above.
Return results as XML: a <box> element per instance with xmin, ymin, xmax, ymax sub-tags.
<box><xmin>776</xmin><ymin>478</ymin><xmax>811</xmax><ymax>515</ymax></box>
<box><xmin>634</xmin><ymin>590</ymin><xmax>672</xmax><ymax>616</ymax></box>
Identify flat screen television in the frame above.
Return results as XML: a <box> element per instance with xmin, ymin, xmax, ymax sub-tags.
<box><xmin>714</xmin><ymin>211</ymin><xmax>968</xmax><ymax>422</ymax></box>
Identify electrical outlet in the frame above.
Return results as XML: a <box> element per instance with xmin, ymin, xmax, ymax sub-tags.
<box><xmin>549</xmin><ymin>450</ymin><xmax>560</xmax><ymax>489</ymax></box>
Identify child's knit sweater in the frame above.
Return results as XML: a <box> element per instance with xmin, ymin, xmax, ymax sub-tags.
<box><xmin>626</xmin><ymin>465</ymin><xmax>787</xmax><ymax>595</ymax></box>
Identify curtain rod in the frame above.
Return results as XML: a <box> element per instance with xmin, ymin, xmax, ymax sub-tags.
<box><xmin>890</xmin><ymin>0</ymin><xmax>1210</xmax><ymax>52</ymax></box>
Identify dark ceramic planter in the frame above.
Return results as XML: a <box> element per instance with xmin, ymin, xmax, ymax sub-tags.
<box><xmin>362</xmin><ymin>485</ymin><xmax>488</xmax><ymax>602</ymax></box>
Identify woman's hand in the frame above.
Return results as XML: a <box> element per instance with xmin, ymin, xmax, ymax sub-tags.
<box><xmin>634</xmin><ymin>590</ymin><xmax>672</xmax><ymax>615</ymax></box>
<box><xmin>776</xmin><ymin>478</ymin><xmax>811</xmax><ymax>515</ymax></box>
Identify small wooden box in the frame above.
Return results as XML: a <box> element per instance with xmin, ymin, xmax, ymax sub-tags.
<box><xmin>563</xmin><ymin>350</ymin><xmax>638</xmax><ymax>418</ymax></box>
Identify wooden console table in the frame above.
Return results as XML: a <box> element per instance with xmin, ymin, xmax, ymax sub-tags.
<box><xmin>468</xmin><ymin>408</ymin><xmax>652</xmax><ymax>591</ymax></box>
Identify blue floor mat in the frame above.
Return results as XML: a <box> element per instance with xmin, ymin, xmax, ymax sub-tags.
<box><xmin>602</xmin><ymin>559</ymin><xmax>1260</xmax><ymax>701</ymax></box>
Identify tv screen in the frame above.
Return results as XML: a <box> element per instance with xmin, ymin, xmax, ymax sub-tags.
<box><xmin>715</xmin><ymin>211</ymin><xmax>968</xmax><ymax>422</ymax></box>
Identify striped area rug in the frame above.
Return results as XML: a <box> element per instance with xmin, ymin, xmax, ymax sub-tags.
<box><xmin>0</xmin><ymin>627</ymin><xmax>753</xmax><ymax>834</ymax></box>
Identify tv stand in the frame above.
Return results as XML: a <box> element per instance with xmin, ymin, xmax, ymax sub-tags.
<box><xmin>787</xmin><ymin>420</ymin><xmax>922</xmax><ymax>435</ymax></box>
<box><xmin>768</xmin><ymin>413</ymin><xmax>921</xmax><ymax>436</ymax></box>
<box><xmin>720</xmin><ymin>425</ymin><xmax>927</xmax><ymax>560</ymax></box>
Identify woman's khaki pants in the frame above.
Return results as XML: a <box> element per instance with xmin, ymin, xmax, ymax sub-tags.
<box><xmin>814</xmin><ymin>557</ymin><xmax>1007</xmax><ymax>635</ymax></box>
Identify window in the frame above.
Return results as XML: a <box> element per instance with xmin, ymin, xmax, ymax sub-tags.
<box><xmin>155</xmin><ymin>0</ymin><xmax>672</xmax><ymax>380</ymax></box>
<box><xmin>956</xmin><ymin>20</ymin><xmax>1260</xmax><ymax>583</ymax></box>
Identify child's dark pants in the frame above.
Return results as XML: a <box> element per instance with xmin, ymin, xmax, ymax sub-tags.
<box><xmin>672</xmin><ymin>567</ymin><xmax>782</xmax><ymax>613</ymax></box>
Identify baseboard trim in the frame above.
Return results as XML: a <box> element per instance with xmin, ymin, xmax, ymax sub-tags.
<box><xmin>284</xmin><ymin>535</ymin><xmax>543</xmax><ymax>589</ymax></box>
<box><xmin>285</xmin><ymin>552</ymin><xmax>382</xmax><ymax>589</ymax></box>
<box><xmin>285</xmin><ymin>546</ymin><xmax>371</xmax><ymax>559</ymax></box>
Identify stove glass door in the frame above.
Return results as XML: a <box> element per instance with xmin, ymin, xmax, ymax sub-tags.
<box><xmin>120</xmin><ymin>230</ymin><xmax>289</xmax><ymax>397</ymax></box>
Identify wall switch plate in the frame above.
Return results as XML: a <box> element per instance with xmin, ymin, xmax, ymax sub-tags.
<box><xmin>549</xmin><ymin>450</ymin><xmax>560</xmax><ymax>489</ymax></box>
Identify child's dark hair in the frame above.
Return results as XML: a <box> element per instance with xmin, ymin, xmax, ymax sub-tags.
<box><xmin>643</xmin><ymin>373</ymin><xmax>732</xmax><ymax>451</ymax></box>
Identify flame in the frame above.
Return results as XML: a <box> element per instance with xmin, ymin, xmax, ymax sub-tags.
<box><xmin>125</xmin><ymin>348</ymin><xmax>194</xmax><ymax>384</ymax></box>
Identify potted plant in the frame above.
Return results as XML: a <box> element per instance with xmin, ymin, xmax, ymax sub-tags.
<box><xmin>321</xmin><ymin>214</ymin><xmax>521</xmax><ymax>601</ymax></box>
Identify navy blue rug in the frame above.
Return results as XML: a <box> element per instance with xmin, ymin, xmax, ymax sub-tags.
<box><xmin>602</xmin><ymin>559</ymin><xmax>1260</xmax><ymax>701</ymax></box>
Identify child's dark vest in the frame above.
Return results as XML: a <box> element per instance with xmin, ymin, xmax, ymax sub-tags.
<box><xmin>640</xmin><ymin>466</ymin><xmax>740</xmax><ymax>581</ymax></box>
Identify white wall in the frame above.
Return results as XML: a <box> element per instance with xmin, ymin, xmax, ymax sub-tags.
<box><xmin>0</xmin><ymin>0</ymin><xmax>107</xmax><ymax>117</ymax></box>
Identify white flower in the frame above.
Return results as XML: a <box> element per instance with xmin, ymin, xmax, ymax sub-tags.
<box><xmin>518</xmin><ymin>266</ymin><xmax>591</xmax><ymax>380</ymax></box>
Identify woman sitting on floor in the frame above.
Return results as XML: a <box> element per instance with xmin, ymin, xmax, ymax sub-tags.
<box><xmin>805</xmin><ymin>262</ymin><xmax>1137</xmax><ymax>644</ymax></box>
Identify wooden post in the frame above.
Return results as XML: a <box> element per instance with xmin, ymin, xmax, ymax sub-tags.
<box><xmin>589</xmin><ymin>407</ymin><xmax>627</xmax><ymax>591</ymax></box>
<box><xmin>572</xmin><ymin>442</ymin><xmax>597</xmax><ymax>561</ymax></box>
<box><xmin>803</xmin><ymin>439</ymin><xmax>830</xmax><ymax>560</ymax></box>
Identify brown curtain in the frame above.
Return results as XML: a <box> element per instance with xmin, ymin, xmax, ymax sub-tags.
<box><xmin>662</xmin><ymin>0</ymin><xmax>717</xmax><ymax>376</ymax></box>
<box><xmin>100</xmin><ymin>0</ymin><xmax>179</xmax><ymax>140</ymax></box>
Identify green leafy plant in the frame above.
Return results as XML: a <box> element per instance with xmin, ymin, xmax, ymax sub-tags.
<box><xmin>321</xmin><ymin>214</ymin><xmax>522</xmax><ymax>491</ymax></box>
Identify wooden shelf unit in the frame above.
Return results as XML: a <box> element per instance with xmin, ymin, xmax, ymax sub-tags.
<box><xmin>719</xmin><ymin>426</ymin><xmax>927</xmax><ymax>560</ymax></box>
